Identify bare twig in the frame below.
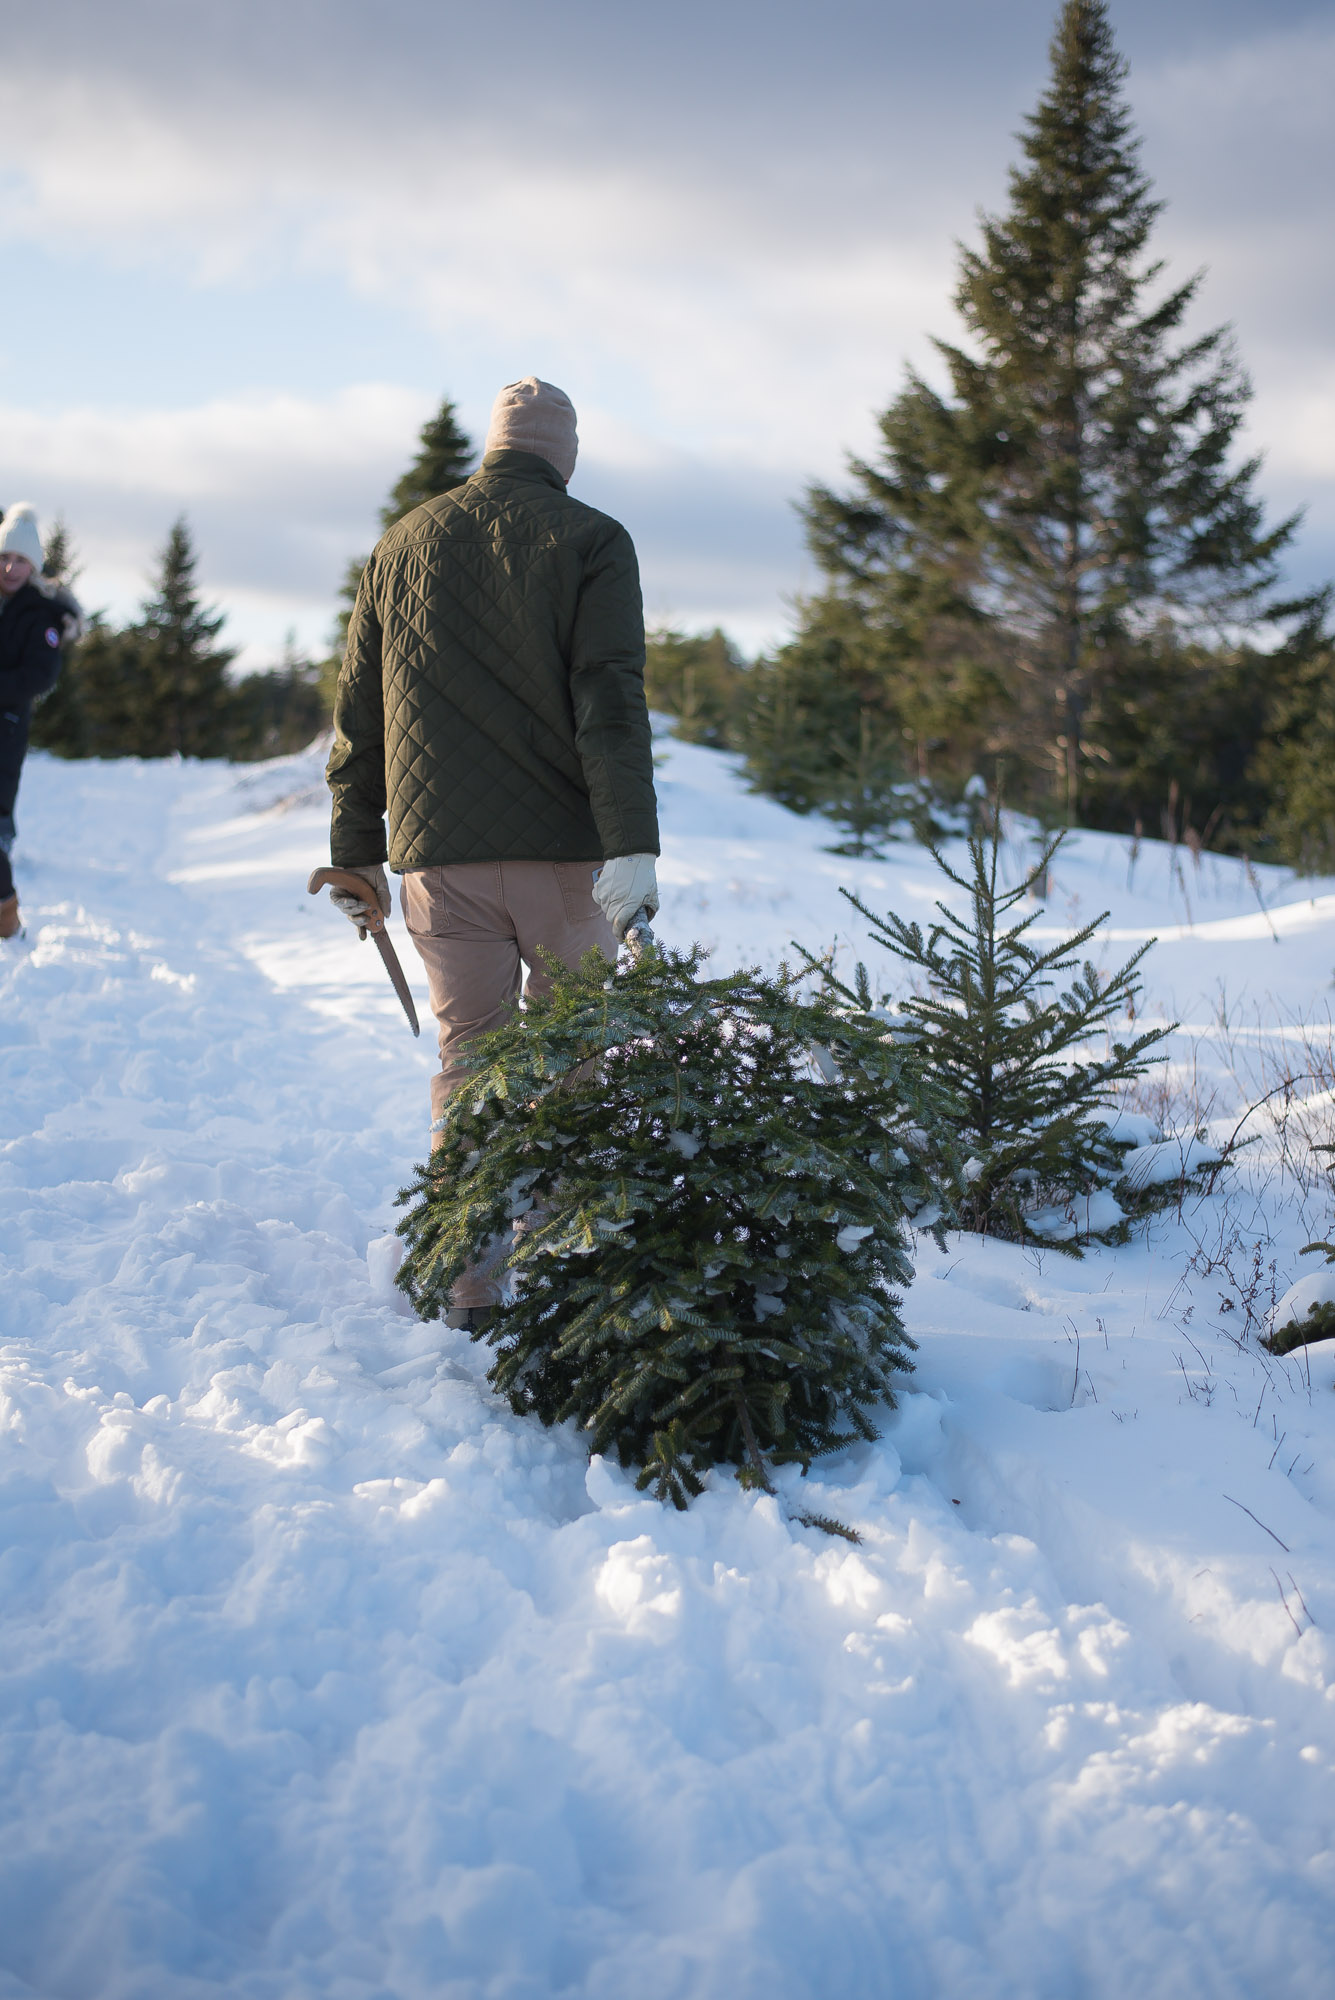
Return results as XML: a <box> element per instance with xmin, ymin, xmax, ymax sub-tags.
<box><xmin>1270</xmin><ymin>1566</ymin><xmax>1304</xmax><ymax>1640</ymax></box>
<box><xmin>1288</xmin><ymin>1572</ymin><xmax>1316</xmax><ymax>1628</ymax></box>
<box><xmin>1218</xmin><ymin>1069</ymin><xmax>1334</xmax><ymax>1166</ymax></box>
<box><xmin>1223</xmin><ymin>1493</ymin><xmax>1290</xmax><ymax>1551</ymax></box>
<box><xmin>1244</xmin><ymin>856</ymin><xmax>1280</xmax><ymax>944</ymax></box>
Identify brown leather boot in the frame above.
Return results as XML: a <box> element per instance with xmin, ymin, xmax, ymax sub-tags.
<box><xmin>0</xmin><ymin>894</ymin><xmax>19</xmax><ymax>941</ymax></box>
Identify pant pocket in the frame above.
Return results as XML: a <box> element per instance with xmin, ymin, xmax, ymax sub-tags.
<box><xmin>401</xmin><ymin>868</ymin><xmax>453</xmax><ymax>937</ymax></box>
<box><xmin>554</xmin><ymin>861</ymin><xmax>601</xmax><ymax>925</ymax></box>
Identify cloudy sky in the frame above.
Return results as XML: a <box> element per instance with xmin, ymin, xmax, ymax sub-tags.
<box><xmin>3</xmin><ymin>0</ymin><xmax>1332</xmax><ymax>665</ymax></box>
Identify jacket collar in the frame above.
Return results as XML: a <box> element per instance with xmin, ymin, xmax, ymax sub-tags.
<box><xmin>0</xmin><ymin>579</ymin><xmax>40</xmax><ymax>616</ymax></box>
<box><xmin>479</xmin><ymin>448</ymin><xmax>568</xmax><ymax>492</ymax></box>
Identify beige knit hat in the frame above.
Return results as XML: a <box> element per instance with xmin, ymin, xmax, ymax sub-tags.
<box><xmin>0</xmin><ymin>502</ymin><xmax>43</xmax><ymax>570</ymax></box>
<box><xmin>483</xmin><ymin>378</ymin><xmax>578</xmax><ymax>484</ymax></box>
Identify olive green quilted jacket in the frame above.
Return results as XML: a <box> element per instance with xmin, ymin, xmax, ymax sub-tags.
<box><xmin>327</xmin><ymin>449</ymin><xmax>659</xmax><ymax>870</ymax></box>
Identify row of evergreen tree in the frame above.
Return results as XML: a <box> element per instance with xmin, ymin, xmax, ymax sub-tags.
<box><xmin>30</xmin><ymin>1</ymin><xmax>1335</xmax><ymax>868</ymax></box>
<box><xmin>30</xmin><ymin>520</ymin><xmax>326</xmax><ymax>763</ymax></box>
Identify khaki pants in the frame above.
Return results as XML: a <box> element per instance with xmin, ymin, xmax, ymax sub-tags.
<box><xmin>402</xmin><ymin>859</ymin><xmax>615</xmax><ymax>1306</ymax></box>
<box><xmin>402</xmin><ymin>858</ymin><xmax>615</xmax><ymax>1122</ymax></box>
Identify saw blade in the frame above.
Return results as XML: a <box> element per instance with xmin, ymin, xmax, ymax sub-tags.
<box><xmin>372</xmin><ymin>928</ymin><xmax>421</xmax><ymax>1036</ymax></box>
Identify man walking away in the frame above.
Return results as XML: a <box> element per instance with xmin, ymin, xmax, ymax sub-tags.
<box><xmin>324</xmin><ymin>377</ymin><xmax>660</xmax><ymax>1319</ymax></box>
<box><xmin>0</xmin><ymin>504</ymin><xmax>82</xmax><ymax>941</ymax></box>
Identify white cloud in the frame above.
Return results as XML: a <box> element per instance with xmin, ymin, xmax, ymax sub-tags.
<box><xmin>1251</xmin><ymin>366</ymin><xmax>1335</xmax><ymax>485</ymax></box>
<box><xmin>0</xmin><ymin>385</ymin><xmax>431</xmax><ymax>504</ymax></box>
<box><xmin>1133</xmin><ymin>20</ymin><xmax>1335</xmax><ymax>330</ymax></box>
<box><xmin>0</xmin><ymin>60</ymin><xmax>962</xmax><ymax>474</ymax></box>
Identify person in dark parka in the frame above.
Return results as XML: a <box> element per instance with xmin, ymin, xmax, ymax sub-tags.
<box><xmin>0</xmin><ymin>504</ymin><xmax>82</xmax><ymax>940</ymax></box>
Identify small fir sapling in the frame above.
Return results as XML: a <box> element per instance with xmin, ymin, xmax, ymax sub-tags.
<box><xmin>800</xmin><ymin>815</ymin><xmax>1186</xmax><ymax>1249</ymax></box>
<box><xmin>395</xmin><ymin>943</ymin><xmax>945</xmax><ymax>1514</ymax></box>
<box><xmin>821</xmin><ymin>707</ymin><xmax>913</xmax><ymax>860</ymax></box>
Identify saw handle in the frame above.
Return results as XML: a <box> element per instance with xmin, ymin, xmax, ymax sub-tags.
<box><xmin>308</xmin><ymin>865</ymin><xmax>387</xmax><ymax>940</ymax></box>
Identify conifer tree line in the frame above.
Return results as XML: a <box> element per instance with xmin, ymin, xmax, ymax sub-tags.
<box><xmin>29</xmin><ymin>516</ymin><xmax>326</xmax><ymax>762</ymax></box>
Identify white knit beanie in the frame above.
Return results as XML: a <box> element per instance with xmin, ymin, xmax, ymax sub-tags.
<box><xmin>483</xmin><ymin>378</ymin><xmax>578</xmax><ymax>484</ymax></box>
<box><xmin>0</xmin><ymin>502</ymin><xmax>43</xmax><ymax>570</ymax></box>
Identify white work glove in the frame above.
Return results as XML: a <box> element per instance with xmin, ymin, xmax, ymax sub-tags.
<box><xmin>593</xmin><ymin>853</ymin><xmax>659</xmax><ymax>940</ymax></box>
<box><xmin>329</xmin><ymin>863</ymin><xmax>391</xmax><ymax>930</ymax></box>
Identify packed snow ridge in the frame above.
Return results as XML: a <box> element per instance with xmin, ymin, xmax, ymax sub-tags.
<box><xmin>3</xmin><ymin>731</ymin><xmax>1334</xmax><ymax>1999</ymax></box>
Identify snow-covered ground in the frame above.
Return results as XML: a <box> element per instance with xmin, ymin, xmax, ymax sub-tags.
<box><xmin>3</xmin><ymin>732</ymin><xmax>1335</xmax><ymax>1999</ymax></box>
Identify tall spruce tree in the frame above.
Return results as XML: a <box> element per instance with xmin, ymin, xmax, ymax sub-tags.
<box><xmin>321</xmin><ymin>396</ymin><xmax>475</xmax><ymax>708</ymax></box>
<box><xmin>136</xmin><ymin>518</ymin><xmax>236</xmax><ymax>758</ymax></box>
<box><xmin>39</xmin><ymin>516</ymin><xmax>78</xmax><ymax>587</ymax></box>
<box><xmin>380</xmin><ymin>397</ymin><xmax>474</xmax><ymax>529</ymax></box>
<box><xmin>801</xmin><ymin>0</ymin><xmax>1297</xmax><ymax>823</ymax></box>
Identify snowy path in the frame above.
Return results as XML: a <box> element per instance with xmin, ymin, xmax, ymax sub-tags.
<box><xmin>3</xmin><ymin>741</ymin><xmax>1335</xmax><ymax>1998</ymax></box>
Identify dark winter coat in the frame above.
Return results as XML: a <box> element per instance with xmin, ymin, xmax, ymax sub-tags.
<box><xmin>327</xmin><ymin>449</ymin><xmax>659</xmax><ymax>871</ymax></box>
<box><xmin>0</xmin><ymin>580</ymin><xmax>69</xmax><ymax>806</ymax></box>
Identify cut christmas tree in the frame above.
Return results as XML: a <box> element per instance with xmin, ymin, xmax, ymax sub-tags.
<box><xmin>396</xmin><ymin>943</ymin><xmax>944</xmax><ymax>1513</ymax></box>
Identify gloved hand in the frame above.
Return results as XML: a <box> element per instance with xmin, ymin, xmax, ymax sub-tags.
<box><xmin>593</xmin><ymin>853</ymin><xmax>659</xmax><ymax>940</ymax></box>
<box><xmin>329</xmin><ymin>863</ymin><xmax>391</xmax><ymax>933</ymax></box>
<box><xmin>39</xmin><ymin>582</ymin><xmax>85</xmax><ymax>647</ymax></box>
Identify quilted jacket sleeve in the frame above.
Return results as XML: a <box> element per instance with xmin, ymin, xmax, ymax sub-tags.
<box><xmin>327</xmin><ymin>559</ymin><xmax>390</xmax><ymax>865</ymax></box>
<box><xmin>568</xmin><ymin>522</ymin><xmax>660</xmax><ymax>859</ymax></box>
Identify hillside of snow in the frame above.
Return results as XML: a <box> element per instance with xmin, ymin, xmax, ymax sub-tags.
<box><xmin>3</xmin><ymin>732</ymin><xmax>1335</xmax><ymax>1999</ymax></box>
